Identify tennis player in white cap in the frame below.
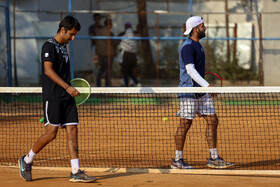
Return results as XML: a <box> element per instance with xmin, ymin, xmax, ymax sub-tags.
<box><xmin>171</xmin><ymin>16</ymin><xmax>233</xmax><ymax>169</ymax></box>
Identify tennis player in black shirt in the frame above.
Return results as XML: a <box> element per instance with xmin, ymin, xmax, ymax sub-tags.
<box><xmin>19</xmin><ymin>16</ymin><xmax>96</xmax><ymax>183</ymax></box>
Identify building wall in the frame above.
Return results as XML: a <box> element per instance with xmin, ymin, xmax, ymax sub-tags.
<box><xmin>262</xmin><ymin>0</ymin><xmax>280</xmax><ymax>85</ymax></box>
<box><xmin>0</xmin><ymin>0</ymin><xmax>40</xmax><ymax>85</ymax></box>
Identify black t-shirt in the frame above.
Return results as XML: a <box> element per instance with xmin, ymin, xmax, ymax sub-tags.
<box><xmin>41</xmin><ymin>38</ymin><xmax>72</xmax><ymax>101</ymax></box>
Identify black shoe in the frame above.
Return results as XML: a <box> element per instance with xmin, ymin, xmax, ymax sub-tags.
<box><xmin>69</xmin><ymin>169</ymin><xmax>96</xmax><ymax>183</ymax></box>
<box><xmin>18</xmin><ymin>155</ymin><xmax>33</xmax><ymax>181</ymax></box>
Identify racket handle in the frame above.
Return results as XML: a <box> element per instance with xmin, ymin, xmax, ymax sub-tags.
<box><xmin>40</xmin><ymin>117</ymin><xmax>44</xmax><ymax>123</ymax></box>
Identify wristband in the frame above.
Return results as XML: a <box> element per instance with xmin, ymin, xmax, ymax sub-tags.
<box><xmin>65</xmin><ymin>85</ymin><xmax>70</xmax><ymax>90</ymax></box>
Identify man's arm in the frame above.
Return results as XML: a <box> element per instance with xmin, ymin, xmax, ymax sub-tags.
<box><xmin>44</xmin><ymin>61</ymin><xmax>79</xmax><ymax>97</ymax></box>
<box><xmin>185</xmin><ymin>63</ymin><xmax>210</xmax><ymax>87</ymax></box>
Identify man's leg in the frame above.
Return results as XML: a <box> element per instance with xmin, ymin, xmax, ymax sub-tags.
<box><xmin>19</xmin><ymin>125</ymin><xmax>59</xmax><ymax>181</ymax></box>
<box><xmin>66</xmin><ymin>125</ymin><xmax>96</xmax><ymax>183</ymax></box>
<box><xmin>174</xmin><ymin>118</ymin><xmax>192</xmax><ymax>151</ymax></box>
<box><xmin>127</xmin><ymin>68</ymin><xmax>139</xmax><ymax>85</ymax></box>
<box><xmin>65</xmin><ymin>125</ymin><xmax>79</xmax><ymax>160</ymax></box>
<box><xmin>105</xmin><ymin>57</ymin><xmax>113</xmax><ymax>87</ymax></box>
<box><xmin>91</xmin><ymin>46</ymin><xmax>98</xmax><ymax>84</ymax></box>
<box><xmin>204</xmin><ymin>114</ymin><xmax>233</xmax><ymax>168</ymax></box>
<box><xmin>122</xmin><ymin>68</ymin><xmax>129</xmax><ymax>87</ymax></box>
<box><xmin>102</xmin><ymin>57</ymin><xmax>110</xmax><ymax>87</ymax></box>
<box><xmin>32</xmin><ymin>125</ymin><xmax>59</xmax><ymax>153</ymax></box>
<box><xmin>125</xmin><ymin>53</ymin><xmax>139</xmax><ymax>86</ymax></box>
<box><xmin>96</xmin><ymin>56</ymin><xmax>106</xmax><ymax>87</ymax></box>
<box><xmin>95</xmin><ymin>64</ymin><xmax>102</xmax><ymax>87</ymax></box>
<box><xmin>204</xmin><ymin>114</ymin><xmax>218</xmax><ymax>150</ymax></box>
<box><xmin>197</xmin><ymin>94</ymin><xmax>219</xmax><ymax>157</ymax></box>
<box><xmin>171</xmin><ymin>118</ymin><xmax>194</xmax><ymax>169</ymax></box>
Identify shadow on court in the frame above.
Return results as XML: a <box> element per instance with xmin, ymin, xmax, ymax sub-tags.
<box><xmin>234</xmin><ymin>158</ymin><xmax>280</xmax><ymax>170</ymax></box>
<box><xmin>96</xmin><ymin>171</ymin><xmax>145</xmax><ymax>181</ymax></box>
<box><xmin>31</xmin><ymin>176</ymin><xmax>68</xmax><ymax>181</ymax></box>
<box><xmin>31</xmin><ymin>170</ymin><xmax>145</xmax><ymax>183</ymax></box>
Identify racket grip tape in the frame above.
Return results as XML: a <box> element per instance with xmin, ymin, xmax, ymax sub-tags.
<box><xmin>40</xmin><ymin>117</ymin><xmax>44</xmax><ymax>123</ymax></box>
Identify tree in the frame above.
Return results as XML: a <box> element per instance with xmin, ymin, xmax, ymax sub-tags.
<box><xmin>136</xmin><ymin>0</ymin><xmax>155</xmax><ymax>77</ymax></box>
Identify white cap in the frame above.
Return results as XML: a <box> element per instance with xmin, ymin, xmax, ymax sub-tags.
<box><xmin>184</xmin><ymin>16</ymin><xmax>204</xmax><ymax>35</ymax></box>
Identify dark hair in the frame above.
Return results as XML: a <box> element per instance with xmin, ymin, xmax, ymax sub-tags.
<box><xmin>125</xmin><ymin>22</ymin><xmax>132</xmax><ymax>29</ymax></box>
<box><xmin>189</xmin><ymin>29</ymin><xmax>194</xmax><ymax>37</ymax></box>
<box><xmin>93</xmin><ymin>13</ymin><xmax>101</xmax><ymax>19</ymax></box>
<box><xmin>57</xmin><ymin>15</ymin><xmax>81</xmax><ymax>33</ymax></box>
<box><xmin>104</xmin><ymin>19</ymin><xmax>112</xmax><ymax>26</ymax></box>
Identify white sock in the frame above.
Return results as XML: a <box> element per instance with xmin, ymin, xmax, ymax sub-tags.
<box><xmin>24</xmin><ymin>149</ymin><xmax>36</xmax><ymax>164</ymax></box>
<box><xmin>71</xmin><ymin>159</ymin><xmax>79</xmax><ymax>174</ymax></box>
<box><xmin>175</xmin><ymin>150</ymin><xmax>183</xmax><ymax>161</ymax></box>
<box><xmin>209</xmin><ymin>148</ymin><xmax>218</xmax><ymax>159</ymax></box>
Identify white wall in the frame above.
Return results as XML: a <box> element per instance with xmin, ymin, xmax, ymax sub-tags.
<box><xmin>0</xmin><ymin>0</ymin><xmax>40</xmax><ymax>85</ymax></box>
<box><xmin>262</xmin><ymin>0</ymin><xmax>280</xmax><ymax>86</ymax></box>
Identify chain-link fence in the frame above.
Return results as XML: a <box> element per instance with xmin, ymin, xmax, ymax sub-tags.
<box><xmin>1</xmin><ymin>0</ymin><xmax>280</xmax><ymax>86</ymax></box>
<box><xmin>0</xmin><ymin>2</ymin><xmax>9</xmax><ymax>86</ymax></box>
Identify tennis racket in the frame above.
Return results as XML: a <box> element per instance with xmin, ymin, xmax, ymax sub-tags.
<box><xmin>204</xmin><ymin>72</ymin><xmax>223</xmax><ymax>87</ymax></box>
<box><xmin>40</xmin><ymin>78</ymin><xmax>91</xmax><ymax>123</ymax></box>
<box><xmin>175</xmin><ymin>72</ymin><xmax>222</xmax><ymax>117</ymax></box>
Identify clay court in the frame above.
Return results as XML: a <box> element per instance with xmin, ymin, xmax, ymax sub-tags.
<box><xmin>1</xmin><ymin>91</ymin><xmax>280</xmax><ymax>186</ymax></box>
<box><xmin>2</xmin><ymin>166</ymin><xmax>280</xmax><ymax>186</ymax></box>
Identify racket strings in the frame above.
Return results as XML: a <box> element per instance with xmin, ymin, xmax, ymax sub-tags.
<box><xmin>205</xmin><ymin>72</ymin><xmax>223</xmax><ymax>87</ymax></box>
<box><xmin>71</xmin><ymin>79</ymin><xmax>91</xmax><ymax>106</ymax></box>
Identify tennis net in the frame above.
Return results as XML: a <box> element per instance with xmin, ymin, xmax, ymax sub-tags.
<box><xmin>0</xmin><ymin>87</ymin><xmax>280</xmax><ymax>170</ymax></box>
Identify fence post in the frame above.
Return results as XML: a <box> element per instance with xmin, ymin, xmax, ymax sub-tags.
<box><xmin>5</xmin><ymin>0</ymin><xmax>12</xmax><ymax>87</ymax></box>
<box><xmin>68</xmin><ymin>0</ymin><xmax>74</xmax><ymax>80</ymax></box>
<box><xmin>258</xmin><ymin>13</ymin><xmax>264</xmax><ymax>86</ymax></box>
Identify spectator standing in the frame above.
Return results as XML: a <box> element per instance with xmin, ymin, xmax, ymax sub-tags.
<box><xmin>118</xmin><ymin>23</ymin><xmax>141</xmax><ymax>87</ymax></box>
<box><xmin>95</xmin><ymin>19</ymin><xmax>117</xmax><ymax>87</ymax></box>
<box><xmin>88</xmin><ymin>13</ymin><xmax>103</xmax><ymax>83</ymax></box>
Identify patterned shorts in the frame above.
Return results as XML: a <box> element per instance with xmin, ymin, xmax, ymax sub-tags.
<box><xmin>179</xmin><ymin>93</ymin><xmax>216</xmax><ymax>119</ymax></box>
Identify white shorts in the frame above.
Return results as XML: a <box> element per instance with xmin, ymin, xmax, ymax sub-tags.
<box><xmin>179</xmin><ymin>93</ymin><xmax>216</xmax><ymax>119</ymax></box>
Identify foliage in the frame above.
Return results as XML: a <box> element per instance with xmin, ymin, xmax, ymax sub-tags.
<box><xmin>158</xmin><ymin>41</ymin><xmax>179</xmax><ymax>80</ymax></box>
<box><xmin>136</xmin><ymin>37</ymin><xmax>257</xmax><ymax>84</ymax></box>
<box><xmin>137</xmin><ymin>42</ymin><xmax>156</xmax><ymax>79</ymax></box>
<box><xmin>205</xmin><ymin>39</ymin><xmax>257</xmax><ymax>84</ymax></box>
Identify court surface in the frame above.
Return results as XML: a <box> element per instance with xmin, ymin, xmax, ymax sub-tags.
<box><xmin>2</xmin><ymin>166</ymin><xmax>280</xmax><ymax>187</ymax></box>
<box><xmin>1</xmin><ymin>89</ymin><xmax>280</xmax><ymax>186</ymax></box>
